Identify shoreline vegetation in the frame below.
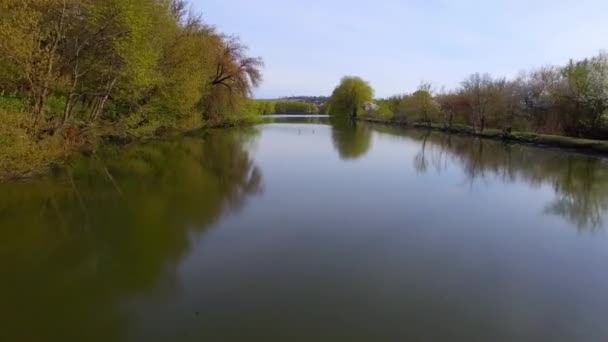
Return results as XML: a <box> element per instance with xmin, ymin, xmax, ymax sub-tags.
<box><xmin>0</xmin><ymin>119</ymin><xmax>247</xmax><ymax>181</ymax></box>
<box><xmin>357</xmin><ymin>117</ymin><xmax>608</xmax><ymax>155</ymax></box>
<box><xmin>2</xmin><ymin>3</ymin><xmax>608</xmax><ymax>180</ymax></box>
<box><xmin>0</xmin><ymin>0</ymin><xmax>264</xmax><ymax>180</ymax></box>
<box><xmin>326</xmin><ymin>51</ymin><xmax>608</xmax><ymax>155</ymax></box>
<box><xmin>248</xmin><ymin>99</ymin><xmax>320</xmax><ymax>115</ymax></box>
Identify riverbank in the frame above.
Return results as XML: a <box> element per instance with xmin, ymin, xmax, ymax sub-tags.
<box><xmin>0</xmin><ymin>118</ymin><xmax>258</xmax><ymax>182</ymax></box>
<box><xmin>357</xmin><ymin>117</ymin><xmax>608</xmax><ymax>155</ymax></box>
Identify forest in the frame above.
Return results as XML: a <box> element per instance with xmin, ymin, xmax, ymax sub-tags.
<box><xmin>328</xmin><ymin>53</ymin><xmax>608</xmax><ymax>142</ymax></box>
<box><xmin>0</xmin><ymin>0</ymin><xmax>263</xmax><ymax>178</ymax></box>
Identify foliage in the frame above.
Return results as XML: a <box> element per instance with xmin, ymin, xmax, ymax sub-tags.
<box><xmin>244</xmin><ymin>100</ymin><xmax>276</xmax><ymax>116</ymax></box>
<box><xmin>0</xmin><ymin>0</ymin><xmax>264</xmax><ymax>178</ymax></box>
<box><xmin>361</xmin><ymin>100</ymin><xmax>393</xmax><ymax>119</ymax></box>
<box><xmin>274</xmin><ymin>100</ymin><xmax>318</xmax><ymax>114</ymax></box>
<box><xmin>327</xmin><ymin>76</ymin><xmax>373</xmax><ymax>118</ymax></box>
<box><xmin>0</xmin><ymin>96</ymin><xmax>28</xmax><ymax>112</ymax></box>
<box><xmin>0</xmin><ymin>109</ymin><xmax>68</xmax><ymax>178</ymax></box>
<box><xmin>362</xmin><ymin>52</ymin><xmax>608</xmax><ymax>139</ymax></box>
<box><xmin>242</xmin><ymin>99</ymin><xmax>319</xmax><ymax>115</ymax></box>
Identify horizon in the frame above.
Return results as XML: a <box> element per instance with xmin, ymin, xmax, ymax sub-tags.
<box><xmin>193</xmin><ymin>0</ymin><xmax>608</xmax><ymax>99</ymax></box>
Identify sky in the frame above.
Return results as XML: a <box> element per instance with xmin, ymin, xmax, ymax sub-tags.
<box><xmin>191</xmin><ymin>0</ymin><xmax>608</xmax><ymax>99</ymax></box>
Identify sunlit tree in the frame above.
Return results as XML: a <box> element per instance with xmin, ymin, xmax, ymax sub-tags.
<box><xmin>327</xmin><ymin>76</ymin><xmax>373</xmax><ymax>118</ymax></box>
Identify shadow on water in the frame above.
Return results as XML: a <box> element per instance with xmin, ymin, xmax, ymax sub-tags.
<box><xmin>371</xmin><ymin>124</ymin><xmax>608</xmax><ymax>231</ymax></box>
<box><xmin>0</xmin><ymin>128</ymin><xmax>263</xmax><ymax>342</ymax></box>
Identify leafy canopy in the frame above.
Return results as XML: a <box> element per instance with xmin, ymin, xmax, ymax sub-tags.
<box><xmin>327</xmin><ymin>76</ymin><xmax>373</xmax><ymax>118</ymax></box>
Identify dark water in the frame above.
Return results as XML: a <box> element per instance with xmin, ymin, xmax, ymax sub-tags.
<box><xmin>2</xmin><ymin>117</ymin><xmax>608</xmax><ymax>342</ymax></box>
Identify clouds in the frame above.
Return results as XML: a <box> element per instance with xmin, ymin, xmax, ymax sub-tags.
<box><xmin>192</xmin><ymin>0</ymin><xmax>608</xmax><ymax>98</ymax></box>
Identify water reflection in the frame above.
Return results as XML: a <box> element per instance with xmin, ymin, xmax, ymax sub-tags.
<box><xmin>0</xmin><ymin>128</ymin><xmax>263</xmax><ymax>342</ymax></box>
<box><xmin>263</xmin><ymin>115</ymin><xmax>329</xmax><ymax>124</ymax></box>
<box><xmin>3</xmin><ymin>119</ymin><xmax>608</xmax><ymax>341</ymax></box>
<box><xmin>373</xmin><ymin>125</ymin><xmax>608</xmax><ymax>231</ymax></box>
<box><xmin>330</xmin><ymin>117</ymin><xmax>372</xmax><ymax>160</ymax></box>
<box><xmin>544</xmin><ymin>157</ymin><xmax>608</xmax><ymax>230</ymax></box>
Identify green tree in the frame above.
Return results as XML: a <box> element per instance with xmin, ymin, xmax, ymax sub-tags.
<box><xmin>151</xmin><ymin>19</ymin><xmax>214</xmax><ymax>127</ymax></box>
<box><xmin>202</xmin><ymin>35</ymin><xmax>263</xmax><ymax>123</ymax></box>
<box><xmin>274</xmin><ymin>100</ymin><xmax>318</xmax><ymax>114</ymax></box>
<box><xmin>327</xmin><ymin>76</ymin><xmax>373</xmax><ymax>118</ymax></box>
<box><xmin>0</xmin><ymin>0</ymin><xmax>70</xmax><ymax>122</ymax></box>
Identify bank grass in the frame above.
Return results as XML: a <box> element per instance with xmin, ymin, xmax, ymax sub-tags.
<box><xmin>359</xmin><ymin>117</ymin><xmax>608</xmax><ymax>154</ymax></box>
<box><xmin>0</xmin><ymin>110</ymin><xmax>69</xmax><ymax>179</ymax></box>
<box><xmin>506</xmin><ymin>131</ymin><xmax>608</xmax><ymax>152</ymax></box>
<box><xmin>0</xmin><ymin>96</ymin><xmax>28</xmax><ymax>112</ymax></box>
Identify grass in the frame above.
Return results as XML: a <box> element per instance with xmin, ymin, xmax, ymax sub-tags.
<box><xmin>358</xmin><ymin>117</ymin><xmax>608</xmax><ymax>155</ymax></box>
<box><xmin>0</xmin><ymin>110</ymin><xmax>69</xmax><ymax>179</ymax></box>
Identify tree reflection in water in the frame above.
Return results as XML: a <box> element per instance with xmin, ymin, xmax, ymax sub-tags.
<box><xmin>374</xmin><ymin>125</ymin><xmax>608</xmax><ymax>231</ymax></box>
<box><xmin>0</xmin><ymin>128</ymin><xmax>263</xmax><ymax>342</ymax></box>
<box><xmin>330</xmin><ymin>117</ymin><xmax>372</xmax><ymax>160</ymax></box>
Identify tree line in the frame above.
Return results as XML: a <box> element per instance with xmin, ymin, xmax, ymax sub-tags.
<box><xmin>0</xmin><ymin>0</ymin><xmax>263</xmax><ymax>132</ymax></box>
<box><xmin>247</xmin><ymin>99</ymin><xmax>319</xmax><ymax>115</ymax></box>
<box><xmin>0</xmin><ymin>0</ymin><xmax>264</xmax><ymax>177</ymax></box>
<box><xmin>329</xmin><ymin>53</ymin><xmax>608</xmax><ymax>140</ymax></box>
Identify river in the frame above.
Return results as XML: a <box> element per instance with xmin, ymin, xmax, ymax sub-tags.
<box><xmin>1</xmin><ymin>116</ymin><xmax>608</xmax><ymax>341</ymax></box>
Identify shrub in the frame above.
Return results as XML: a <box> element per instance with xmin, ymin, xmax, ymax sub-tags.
<box><xmin>0</xmin><ymin>110</ymin><xmax>68</xmax><ymax>178</ymax></box>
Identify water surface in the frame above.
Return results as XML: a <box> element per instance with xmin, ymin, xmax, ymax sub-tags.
<box><xmin>2</xmin><ymin>117</ymin><xmax>608</xmax><ymax>341</ymax></box>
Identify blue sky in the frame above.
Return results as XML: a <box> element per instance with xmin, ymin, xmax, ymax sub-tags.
<box><xmin>192</xmin><ymin>0</ymin><xmax>608</xmax><ymax>98</ymax></box>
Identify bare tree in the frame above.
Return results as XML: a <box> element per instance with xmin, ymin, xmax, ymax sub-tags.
<box><xmin>462</xmin><ymin>73</ymin><xmax>493</xmax><ymax>132</ymax></box>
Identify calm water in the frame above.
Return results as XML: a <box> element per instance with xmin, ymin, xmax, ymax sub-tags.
<box><xmin>2</xmin><ymin>117</ymin><xmax>608</xmax><ymax>341</ymax></box>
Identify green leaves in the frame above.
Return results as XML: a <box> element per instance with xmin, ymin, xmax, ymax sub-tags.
<box><xmin>327</xmin><ymin>76</ymin><xmax>374</xmax><ymax>118</ymax></box>
<box><xmin>0</xmin><ymin>0</ymin><xmax>264</xmax><ymax>129</ymax></box>
<box><xmin>274</xmin><ymin>100</ymin><xmax>318</xmax><ymax>114</ymax></box>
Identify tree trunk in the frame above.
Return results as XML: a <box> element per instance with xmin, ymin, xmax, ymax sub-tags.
<box><xmin>63</xmin><ymin>93</ymin><xmax>77</xmax><ymax>125</ymax></box>
<box><xmin>89</xmin><ymin>78</ymin><xmax>117</xmax><ymax>123</ymax></box>
<box><xmin>33</xmin><ymin>89</ymin><xmax>49</xmax><ymax>127</ymax></box>
<box><xmin>88</xmin><ymin>97</ymin><xmax>101</xmax><ymax>122</ymax></box>
<box><xmin>448</xmin><ymin>112</ymin><xmax>454</xmax><ymax>130</ymax></box>
<box><xmin>34</xmin><ymin>0</ymin><xmax>68</xmax><ymax>126</ymax></box>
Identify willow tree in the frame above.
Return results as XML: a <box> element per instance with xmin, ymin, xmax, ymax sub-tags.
<box><xmin>327</xmin><ymin>76</ymin><xmax>374</xmax><ymax>118</ymax></box>
<box><xmin>203</xmin><ymin>35</ymin><xmax>263</xmax><ymax>122</ymax></box>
